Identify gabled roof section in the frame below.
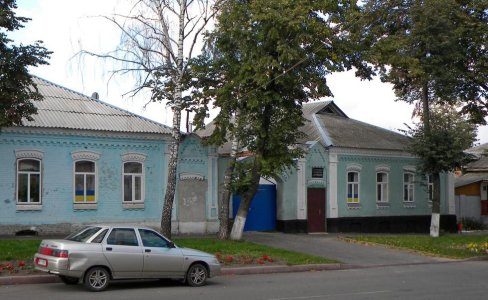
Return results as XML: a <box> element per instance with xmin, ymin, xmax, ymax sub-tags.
<box><xmin>303</xmin><ymin>100</ymin><xmax>348</xmax><ymax>118</ymax></box>
<box><xmin>302</xmin><ymin>100</ymin><xmax>410</xmax><ymax>151</ymax></box>
<box><xmin>18</xmin><ymin>76</ymin><xmax>172</xmax><ymax>135</ymax></box>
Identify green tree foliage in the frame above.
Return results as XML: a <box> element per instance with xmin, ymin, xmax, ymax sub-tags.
<box><xmin>406</xmin><ymin>105</ymin><xmax>477</xmax><ymax>175</ymax></box>
<box><xmin>192</xmin><ymin>0</ymin><xmax>368</xmax><ymax>239</ymax></box>
<box><xmin>0</xmin><ymin>0</ymin><xmax>51</xmax><ymax>128</ymax></box>
<box><xmin>356</xmin><ymin>0</ymin><xmax>486</xmax><ymax>236</ymax></box>
<box><xmin>356</xmin><ymin>0</ymin><xmax>487</xmax><ymax>122</ymax></box>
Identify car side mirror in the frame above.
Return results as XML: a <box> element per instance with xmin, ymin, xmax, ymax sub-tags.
<box><xmin>168</xmin><ymin>241</ymin><xmax>175</xmax><ymax>248</ymax></box>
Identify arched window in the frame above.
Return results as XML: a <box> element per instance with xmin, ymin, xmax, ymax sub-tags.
<box><xmin>347</xmin><ymin>171</ymin><xmax>360</xmax><ymax>203</ymax></box>
<box><xmin>17</xmin><ymin>159</ymin><xmax>41</xmax><ymax>204</ymax></box>
<box><xmin>123</xmin><ymin>162</ymin><xmax>144</xmax><ymax>202</ymax></box>
<box><xmin>74</xmin><ymin>160</ymin><xmax>96</xmax><ymax>203</ymax></box>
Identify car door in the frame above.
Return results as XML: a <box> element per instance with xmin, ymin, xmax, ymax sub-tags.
<box><xmin>102</xmin><ymin>227</ymin><xmax>144</xmax><ymax>279</ymax></box>
<box><xmin>137</xmin><ymin>229</ymin><xmax>185</xmax><ymax>278</ymax></box>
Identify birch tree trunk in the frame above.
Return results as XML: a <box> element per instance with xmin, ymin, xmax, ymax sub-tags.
<box><xmin>218</xmin><ymin>134</ymin><xmax>239</xmax><ymax>240</ymax></box>
<box><xmin>160</xmin><ymin>1</ymin><xmax>186</xmax><ymax>238</ymax></box>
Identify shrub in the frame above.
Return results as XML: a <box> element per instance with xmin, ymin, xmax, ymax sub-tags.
<box><xmin>460</xmin><ymin>217</ymin><xmax>486</xmax><ymax>231</ymax></box>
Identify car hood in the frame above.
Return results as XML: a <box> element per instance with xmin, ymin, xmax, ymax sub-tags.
<box><xmin>180</xmin><ymin>247</ymin><xmax>214</xmax><ymax>258</ymax></box>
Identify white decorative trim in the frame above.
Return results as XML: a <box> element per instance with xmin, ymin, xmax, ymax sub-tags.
<box><xmin>403</xmin><ymin>165</ymin><xmax>416</xmax><ymax>173</ymax></box>
<box><xmin>297</xmin><ymin>158</ymin><xmax>307</xmax><ymax>220</ymax></box>
<box><xmin>329</xmin><ymin>153</ymin><xmax>338</xmax><ymax>218</ymax></box>
<box><xmin>15</xmin><ymin>150</ymin><xmax>43</xmax><ymax>159</ymax></box>
<box><xmin>376</xmin><ymin>203</ymin><xmax>390</xmax><ymax>209</ymax></box>
<box><xmin>123</xmin><ymin>203</ymin><xmax>145</xmax><ymax>209</ymax></box>
<box><xmin>74</xmin><ymin>204</ymin><xmax>98</xmax><ymax>210</ymax></box>
<box><xmin>207</xmin><ymin>154</ymin><xmax>218</xmax><ymax>219</ymax></box>
<box><xmin>347</xmin><ymin>203</ymin><xmax>361</xmax><ymax>210</ymax></box>
<box><xmin>403</xmin><ymin>202</ymin><xmax>416</xmax><ymax>208</ymax></box>
<box><xmin>375</xmin><ymin>165</ymin><xmax>391</xmax><ymax>172</ymax></box>
<box><xmin>71</xmin><ymin>151</ymin><xmax>100</xmax><ymax>161</ymax></box>
<box><xmin>121</xmin><ymin>153</ymin><xmax>147</xmax><ymax>163</ymax></box>
<box><xmin>307</xmin><ymin>179</ymin><xmax>326</xmax><ymax>186</ymax></box>
<box><xmin>16</xmin><ymin>204</ymin><xmax>42</xmax><ymax>211</ymax></box>
<box><xmin>346</xmin><ymin>163</ymin><xmax>362</xmax><ymax>172</ymax></box>
<box><xmin>179</xmin><ymin>172</ymin><xmax>205</xmax><ymax>181</ymax></box>
<box><xmin>312</xmin><ymin>114</ymin><xmax>333</xmax><ymax>146</ymax></box>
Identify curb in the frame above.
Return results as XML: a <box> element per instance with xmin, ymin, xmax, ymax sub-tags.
<box><xmin>221</xmin><ymin>263</ymin><xmax>342</xmax><ymax>276</ymax></box>
<box><xmin>1</xmin><ymin>259</ymin><xmax>482</xmax><ymax>286</ymax></box>
<box><xmin>0</xmin><ymin>264</ymin><xmax>343</xmax><ymax>286</ymax></box>
<box><xmin>0</xmin><ymin>274</ymin><xmax>60</xmax><ymax>286</ymax></box>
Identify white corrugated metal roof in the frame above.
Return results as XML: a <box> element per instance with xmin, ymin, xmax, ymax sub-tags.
<box><xmin>21</xmin><ymin>76</ymin><xmax>172</xmax><ymax>135</ymax></box>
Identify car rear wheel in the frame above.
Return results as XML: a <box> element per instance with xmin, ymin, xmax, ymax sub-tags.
<box><xmin>59</xmin><ymin>275</ymin><xmax>79</xmax><ymax>285</ymax></box>
<box><xmin>186</xmin><ymin>263</ymin><xmax>208</xmax><ymax>287</ymax></box>
<box><xmin>84</xmin><ymin>267</ymin><xmax>110</xmax><ymax>292</ymax></box>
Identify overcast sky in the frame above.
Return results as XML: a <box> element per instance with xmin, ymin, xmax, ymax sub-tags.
<box><xmin>11</xmin><ymin>0</ymin><xmax>488</xmax><ymax>145</ymax></box>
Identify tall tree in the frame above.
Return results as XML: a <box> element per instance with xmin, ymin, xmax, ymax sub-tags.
<box><xmin>192</xmin><ymin>0</ymin><xmax>368</xmax><ymax>240</ymax></box>
<box><xmin>82</xmin><ymin>0</ymin><xmax>222</xmax><ymax>238</ymax></box>
<box><xmin>405</xmin><ymin>104</ymin><xmax>476</xmax><ymax>230</ymax></box>
<box><xmin>0</xmin><ymin>0</ymin><xmax>51</xmax><ymax>128</ymax></box>
<box><xmin>356</xmin><ymin>0</ymin><xmax>487</xmax><ymax>236</ymax></box>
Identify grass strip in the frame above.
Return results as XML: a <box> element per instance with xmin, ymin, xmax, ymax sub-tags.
<box><xmin>343</xmin><ymin>234</ymin><xmax>488</xmax><ymax>259</ymax></box>
<box><xmin>0</xmin><ymin>238</ymin><xmax>335</xmax><ymax>266</ymax></box>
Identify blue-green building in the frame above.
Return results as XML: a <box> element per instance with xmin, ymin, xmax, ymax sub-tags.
<box><xmin>274</xmin><ymin>101</ymin><xmax>456</xmax><ymax>233</ymax></box>
<box><xmin>0</xmin><ymin>77</ymin><xmax>219</xmax><ymax>235</ymax></box>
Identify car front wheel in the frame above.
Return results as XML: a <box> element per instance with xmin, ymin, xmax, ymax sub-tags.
<box><xmin>84</xmin><ymin>267</ymin><xmax>110</xmax><ymax>292</ymax></box>
<box><xmin>186</xmin><ymin>263</ymin><xmax>208</xmax><ymax>287</ymax></box>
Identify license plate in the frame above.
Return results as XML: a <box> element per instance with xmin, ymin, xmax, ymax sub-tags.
<box><xmin>36</xmin><ymin>258</ymin><xmax>48</xmax><ymax>267</ymax></box>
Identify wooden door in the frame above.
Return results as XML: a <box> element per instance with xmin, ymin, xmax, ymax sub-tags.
<box><xmin>307</xmin><ymin>188</ymin><xmax>326</xmax><ymax>233</ymax></box>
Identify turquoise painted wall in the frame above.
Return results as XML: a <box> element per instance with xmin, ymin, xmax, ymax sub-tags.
<box><xmin>336</xmin><ymin>154</ymin><xmax>450</xmax><ymax>217</ymax></box>
<box><xmin>0</xmin><ymin>131</ymin><xmax>166</xmax><ymax>225</ymax></box>
<box><xmin>306</xmin><ymin>143</ymin><xmax>328</xmax><ymax>188</ymax></box>
<box><xmin>276</xmin><ymin>168</ymin><xmax>298</xmax><ymax>220</ymax></box>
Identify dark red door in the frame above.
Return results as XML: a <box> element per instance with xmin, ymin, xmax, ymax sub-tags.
<box><xmin>307</xmin><ymin>188</ymin><xmax>326</xmax><ymax>232</ymax></box>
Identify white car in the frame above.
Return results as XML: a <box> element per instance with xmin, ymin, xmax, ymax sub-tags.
<box><xmin>34</xmin><ymin>225</ymin><xmax>221</xmax><ymax>291</ymax></box>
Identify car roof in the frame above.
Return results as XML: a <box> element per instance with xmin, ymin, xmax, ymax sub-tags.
<box><xmin>88</xmin><ymin>224</ymin><xmax>158</xmax><ymax>231</ymax></box>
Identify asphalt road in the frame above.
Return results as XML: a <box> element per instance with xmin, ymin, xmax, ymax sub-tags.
<box><xmin>244</xmin><ymin>232</ymin><xmax>453</xmax><ymax>266</ymax></box>
<box><xmin>1</xmin><ymin>261</ymin><xmax>486</xmax><ymax>300</ymax></box>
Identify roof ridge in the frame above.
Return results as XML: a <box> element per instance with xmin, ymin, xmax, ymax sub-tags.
<box><xmin>32</xmin><ymin>75</ymin><xmax>173</xmax><ymax>131</ymax></box>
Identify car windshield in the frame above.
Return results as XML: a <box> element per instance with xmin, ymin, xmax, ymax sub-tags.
<box><xmin>65</xmin><ymin>227</ymin><xmax>102</xmax><ymax>242</ymax></box>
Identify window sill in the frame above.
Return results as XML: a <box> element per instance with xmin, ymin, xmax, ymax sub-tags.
<box><xmin>347</xmin><ymin>202</ymin><xmax>361</xmax><ymax>210</ymax></box>
<box><xmin>403</xmin><ymin>202</ymin><xmax>416</xmax><ymax>208</ymax></box>
<box><xmin>74</xmin><ymin>203</ymin><xmax>98</xmax><ymax>210</ymax></box>
<box><xmin>16</xmin><ymin>204</ymin><xmax>42</xmax><ymax>211</ymax></box>
<box><xmin>123</xmin><ymin>202</ymin><xmax>145</xmax><ymax>209</ymax></box>
<box><xmin>376</xmin><ymin>202</ymin><xmax>390</xmax><ymax>209</ymax></box>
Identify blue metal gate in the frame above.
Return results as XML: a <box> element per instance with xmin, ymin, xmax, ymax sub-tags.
<box><xmin>232</xmin><ymin>184</ymin><xmax>276</xmax><ymax>231</ymax></box>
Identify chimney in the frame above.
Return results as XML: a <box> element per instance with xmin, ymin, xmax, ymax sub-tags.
<box><xmin>91</xmin><ymin>92</ymin><xmax>99</xmax><ymax>100</ymax></box>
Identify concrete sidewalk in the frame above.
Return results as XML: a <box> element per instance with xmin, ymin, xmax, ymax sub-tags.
<box><xmin>243</xmin><ymin>232</ymin><xmax>454</xmax><ymax>267</ymax></box>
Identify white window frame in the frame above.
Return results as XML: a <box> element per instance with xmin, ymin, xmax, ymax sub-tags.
<box><xmin>347</xmin><ymin>171</ymin><xmax>360</xmax><ymax>203</ymax></box>
<box><xmin>376</xmin><ymin>172</ymin><xmax>389</xmax><ymax>203</ymax></box>
<box><xmin>403</xmin><ymin>172</ymin><xmax>415</xmax><ymax>202</ymax></box>
<box><xmin>123</xmin><ymin>161</ymin><xmax>145</xmax><ymax>203</ymax></box>
<box><xmin>16</xmin><ymin>158</ymin><xmax>42</xmax><ymax>205</ymax></box>
<box><xmin>73</xmin><ymin>160</ymin><xmax>97</xmax><ymax>204</ymax></box>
